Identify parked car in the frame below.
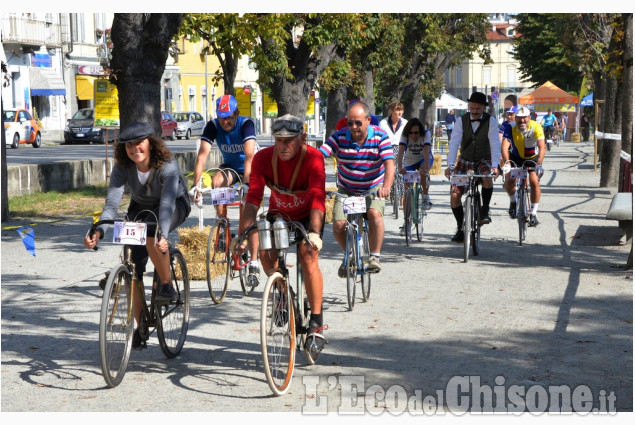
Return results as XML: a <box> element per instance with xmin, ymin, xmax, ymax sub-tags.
<box><xmin>173</xmin><ymin>111</ymin><xmax>206</xmax><ymax>140</ymax></box>
<box><xmin>161</xmin><ymin>111</ymin><xmax>178</xmax><ymax>140</ymax></box>
<box><xmin>4</xmin><ymin>108</ymin><xmax>42</xmax><ymax>148</ymax></box>
<box><xmin>64</xmin><ymin>108</ymin><xmax>118</xmax><ymax>144</ymax></box>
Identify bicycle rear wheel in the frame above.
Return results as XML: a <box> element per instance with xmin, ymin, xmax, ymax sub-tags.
<box><xmin>99</xmin><ymin>264</ymin><xmax>134</xmax><ymax>388</ymax></box>
<box><xmin>391</xmin><ymin>178</ymin><xmax>401</xmax><ymax>219</ymax></box>
<box><xmin>360</xmin><ymin>223</ymin><xmax>371</xmax><ymax>302</ymax></box>
<box><xmin>463</xmin><ymin>196</ymin><xmax>472</xmax><ymax>263</ymax></box>
<box><xmin>404</xmin><ymin>188</ymin><xmax>413</xmax><ymax>246</ymax></box>
<box><xmin>472</xmin><ymin>192</ymin><xmax>481</xmax><ymax>256</ymax></box>
<box><xmin>518</xmin><ymin>187</ymin><xmax>527</xmax><ymax>245</ymax></box>
<box><xmin>261</xmin><ymin>273</ymin><xmax>296</xmax><ymax>396</ymax></box>
<box><xmin>157</xmin><ymin>249</ymin><xmax>190</xmax><ymax>358</ymax></box>
<box><xmin>206</xmin><ymin>220</ymin><xmax>229</xmax><ymax>303</ymax></box>
<box><xmin>345</xmin><ymin>228</ymin><xmax>358</xmax><ymax>311</ymax></box>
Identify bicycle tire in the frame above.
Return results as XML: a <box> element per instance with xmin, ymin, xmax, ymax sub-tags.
<box><xmin>345</xmin><ymin>227</ymin><xmax>358</xmax><ymax>311</ymax></box>
<box><xmin>157</xmin><ymin>248</ymin><xmax>190</xmax><ymax>358</ymax></box>
<box><xmin>260</xmin><ymin>273</ymin><xmax>296</xmax><ymax>396</ymax></box>
<box><xmin>392</xmin><ymin>179</ymin><xmax>400</xmax><ymax>219</ymax></box>
<box><xmin>472</xmin><ymin>192</ymin><xmax>481</xmax><ymax>256</ymax></box>
<box><xmin>360</xmin><ymin>222</ymin><xmax>371</xmax><ymax>302</ymax></box>
<box><xmin>206</xmin><ymin>220</ymin><xmax>229</xmax><ymax>303</ymax></box>
<box><xmin>99</xmin><ymin>264</ymin><xmax>134</xmax><ymax>388</ymax></box>
<box><xmin>404</xmin><ymin>188</ymin><xmax>413</xmax><ymax>246</ymax></box>
<box><xmin>463</xmin><ymin>196</ymin><xmax>472</xmax><ymax>263</ymax></box>
<box><xmin>518</xmin><ymin>186</ymin><xmax>527</xmax><ymax>245</ymax></box>
<box><xmin>416</xmin><ymin>185</ymin><xmax>425</xmax><ymax>241</ymax></box>
<box><xmin>239</xmin><ymin>252</ymin><xmax>258</xmax><ymax>296</ymax></box>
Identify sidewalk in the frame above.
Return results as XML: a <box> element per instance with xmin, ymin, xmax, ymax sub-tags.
<box><xmin>1</xmin><ymin>140</ymin><xmax>632</xmax><ymax>413</ymax></box>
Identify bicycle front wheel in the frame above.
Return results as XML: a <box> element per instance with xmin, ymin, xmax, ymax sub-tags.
<box><xmin>345</xmin><ymin>227</ymin><xmax>358</xmax><ymax>311</ymax></box>
<box><xmin>404</xmin><ymin>188</ymin><xmax>413</xmax><ymax>246</ymax></box>
<box><xmin>463</xmin><ymin>196</ymin><xmax>472</xmax><ymax>263</ymax></box>
<box><xmin>518</xmin><ymin>187</ymin><xmax>528</xmax><ymax>245</ymax></box>
<box><xmin>472</xmin><ymin>192</ymin><xmax>481</xmax><ymax>256</ymax></box>
<box><xmin>261</xmin><ymin>273</ymin><xmax>296</xmax><ymax>396</ymax></box>
<box><xmin>392</xmin><ymin>178</ymin><xmax>401</xmax><ymax>219</ymax></box>
<box><xmin>360</xmin><ymin>224</ymin><xmax>371</xmax><ymax>302</ymax></box>
<box><xmin>99</xmin><ymin>264</ymin><xmax>134</xmax><ymax>388</ymax></box>
<box><xmin>157</xmin><ymin>249</ymin><xmax>190</xmax><ymax>358</ymax></box>
<box><xmin>416</xmin><ymin>186</ymin><xmax>425</xmax><ymax>241</ymax></box>
<box><xmin>206</xmin><ymin>220</ymin><xmax>230</xmax><ymax>303</ymax></box>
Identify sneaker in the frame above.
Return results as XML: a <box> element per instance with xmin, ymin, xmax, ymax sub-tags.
<box><xmin>155</xmin><ymin>284</ymin><xmax>178</xmax><ymax>303</ymax></box>
<box><xmin>368</xmin><ymin>256</ymin><xmax>381</xmax><ymax>272</ymax></box>
<box><xmin>305</xmin><ymin>320</ymin><xmax>328</xmax><ymax>353</ymax></box>
<box><xmin>132</xmin><ymin>328</ymin><xmax>148</xmax><ymax>350</ymax></box>
<box><xmin>508</xmin><ymin>202</ymin><xmax>517</xmax><ymax>219</ymax></box>
<box><xmin>399</xmin><ymin>225</ymin><xmax>413</xmax><ymax>237</ymax></box>
<box><xmin>451</xmin><ymin>229</ymin><xmax>464</xmax><ymax>243</ymax></box>
<box><xmin>338</xmin><ymin>260</ymin><xmax>347</xmax><ymax>278</ymax></box>
<box><xmin>423</xmin><ymin>196</ymin><xmax>432</xmax><ymax>210</ymax></box>
<box><xmin>480</xmin><ymin>207</ymin><xmax>491</xmax><ymax>225</ymax></box>
<box><xmin>98</xmin><ymin>271</ymin><xmax>110</xmax><ymax>290</ymax></box>
<box><xmin>529</xmin><ymin>214</ymin><xmax>540</xmax><ymax>227</ymax></box>
<box><xmin>247</xmin><ymin>265</ymin><xmax>261</xmax><ymax>287</ymax></box>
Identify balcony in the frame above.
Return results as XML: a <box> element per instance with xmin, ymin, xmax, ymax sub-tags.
<box><xmin>1</xmin><ymin>15</ymin><xmax>62</xmax><ymax>47</ymax></box>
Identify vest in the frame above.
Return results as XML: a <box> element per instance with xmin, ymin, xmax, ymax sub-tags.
<box><xmin>460</xmin><ymin>112</ymin><xmax>492</xmax><ymax>162</ymax></box>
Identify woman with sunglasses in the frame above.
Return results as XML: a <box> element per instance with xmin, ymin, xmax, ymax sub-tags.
<box><xmin>396</xmin><ymin>118</ymin><xmax>432</xmax><ymax>236</ymax></box>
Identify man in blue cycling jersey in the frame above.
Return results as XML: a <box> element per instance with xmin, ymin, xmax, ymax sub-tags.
<box><xmin>540</xmin><ymin>108</ymin><xmax>557</xmax><ymax>141</ymax></box>
<box><xmin>191</xmin><ymin>94</ymin><xmax>260</xmax><ymax>281</ymax></box>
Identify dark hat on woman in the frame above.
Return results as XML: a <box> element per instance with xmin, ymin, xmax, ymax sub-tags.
<box><xmin>468</xmin><ymin>92</ymin><xmax>488</xmax><ymax>105</ymax></box>
<box><xmin>120</xmin><ymin>121</ymin><xmax>155</xmax><ymax>143</ymax></box>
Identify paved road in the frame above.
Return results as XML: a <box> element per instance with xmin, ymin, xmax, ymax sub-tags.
<box><xmin>1</xmin><ymin>140</ymin><xmax>632</xmax><ymax>414</ymax></box>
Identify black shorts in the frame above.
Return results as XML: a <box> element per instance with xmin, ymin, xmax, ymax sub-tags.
<box><xmin>218</xmin><ymin>165</ymin><xmax>244</xmax><ymax>185</ymax></box>
<box><xmin>509</xmin><ymin>156</ymin><xmax>538</xmax><ymax>171</ymax></box>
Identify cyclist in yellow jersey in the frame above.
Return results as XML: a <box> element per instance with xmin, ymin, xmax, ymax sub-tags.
<box><xmin>500</xmin><ymin>107</ymin><xmax>546</xmax><ymax>227</ymax></box>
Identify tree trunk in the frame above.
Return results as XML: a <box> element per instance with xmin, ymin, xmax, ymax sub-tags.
<box><xmin>1</xmin><ymin>96</ymin><xmax>9</xmax><ymax>222</ymax></box>
<box><xmin>620</xmin><ymin>13</ymin><xmax>633</xmax><ymax>193</ymax></box>
<box><xmin>326</xmin><ymin>86</ymin><xmax>347</xmax><ymax>138</ymax></box>
<box><xmin>359</xmin><ymin>70</ymin><xmax>375</xmax><ymax>115</ymax></box>
<box><xmin>109</xmin><ymin>14</ymin><xmax>183</xmax><ymax>133</ymax></box>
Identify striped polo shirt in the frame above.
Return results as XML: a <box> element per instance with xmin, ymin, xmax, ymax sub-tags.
<box><xmin>320</xmin><ymin>125</ymin><xmax>393</xmax><ymax>193</ymax></box>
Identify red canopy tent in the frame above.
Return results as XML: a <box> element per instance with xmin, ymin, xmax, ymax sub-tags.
<box><xmin>519</xmin><ymin>81</ymin><xmax>579</xmax><ymax>112</ymax></box>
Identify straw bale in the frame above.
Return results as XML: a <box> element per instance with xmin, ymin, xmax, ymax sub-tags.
<box><xmin>430</xmin><ymin>154</ymin><xmax>443</xmax><ymax>175</ymax></box>
<box><xmin>176</xmin><ymin>225</ymin><xmax>226</xmax><ymax>281</ymax></box>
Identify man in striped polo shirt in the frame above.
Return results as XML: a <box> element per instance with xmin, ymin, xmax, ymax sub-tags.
<box><xmin>320</xmin><ymin>101</ymin><xmax>394</xmax><ymax>274</ymax></box>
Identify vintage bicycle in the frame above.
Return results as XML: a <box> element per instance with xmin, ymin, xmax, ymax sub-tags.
<box><xmin>89</xmin><ymin>215</ymin><xmax>190</xmax><ymax>388</ymax></box>
<box><xmin>190</xmin><ymin>168</ymin><xmax>259</xmax><ymax>304</ymax></box>
<box><xmin>402</xmin><ymin>171</ymin><xmax>429</xmax><ymax>246</ymax></box>
<box><xmin>502</xmin><ymin>160</ymin><xmax>539</xmax><ymax>246</ymax></box>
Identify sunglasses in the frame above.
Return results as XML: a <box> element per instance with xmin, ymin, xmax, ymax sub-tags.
<box><xmin>347</xmin><ymin>120</ymin><xmax>364</xmax><ymax>128</ymax></box>
<box><xmin>272</xmin><ymin>119</ymin><xmax>303</xmax><ymax>133</ymax></box>
<box><xmin>409</xmin><ymin>131</ymin><xmax>420</xmax><ymax>135</ymax></box>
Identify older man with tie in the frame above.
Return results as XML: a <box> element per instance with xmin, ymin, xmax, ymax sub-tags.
<box><xmin>444</xmin><ymin>92</ymin><xmax>501</xmax><ymax>243</ymax></box>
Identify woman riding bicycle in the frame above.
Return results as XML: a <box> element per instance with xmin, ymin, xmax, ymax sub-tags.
<box><xmin>83</xmin><ymin>121</ymin><xmax>191</xmax><ymax>345</ymax></box>
<box><xmin>396</xmin><ymin>118</ymin><xmax>433</xmax><ymax>236</ymax></box>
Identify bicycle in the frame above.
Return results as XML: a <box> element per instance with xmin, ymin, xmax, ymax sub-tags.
<box><xmin>449</xmin><ymin>170</ymin><xmax>493</xmax><ymax>263</ymax></box>
<box><xmin>88</xmin><ymin>216</ymin><xmax>190</xmax><ymax>388</ymax></box>
<box><xmin>390</xmin><ymin>145</ymin><xmax>403</xmax><ymax>219</ymax></box>
<box><xmin>190</xmin><ymin>168</ymin><xmax>259</xmax><ymax>304</ymax></box>
<box><xmin>328</xmin><ymin>190</ymin><xmax>378</xmax><ymax>310</ymax></box>
<box><xmin>243</xmin><ymin>213</ymin><xmax>320</xmax><ymax>396</ymax></box>
<box><xmin>402</xmin><ymin>171</ymin><xmax>429</xmax><ymax>246</ymax></box>
<box><xmin>503</xmin><ymin>160</ymin><xmax>538</xmax><ymax>246</ymax></box>
<box><xmin>543</xmin><ymin>125</ymin><xmax>555</xmax><ymax>151</ymax></box>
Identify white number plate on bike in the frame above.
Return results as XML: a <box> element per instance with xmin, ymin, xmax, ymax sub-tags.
<box><xmin>404</xmin><ymin>171</ymin><xmax>421</xmax><ymax>183</ymax></box>
<box><xmin>511</xmin><ymin>169</ymin><xmax>528</xmax><ymax>179</ymax></box>
<box><xmin>450</xmin><ymin>175</ymin><xmax>469</xmax><ymax>186</ymax></box>
<box><xmin>210</xmin><ymin>187</ymin><xmax>236</xmax><ymax>205</ymax></box>
<box><xmin>112</xmin><ymin>221</ymin><xmax>147</xmax><ymax>245</ymax></box>
<box><xmin>342</xmin><ymin>197</ymin><xmax>367</xmax><ymax>214</ymax></box>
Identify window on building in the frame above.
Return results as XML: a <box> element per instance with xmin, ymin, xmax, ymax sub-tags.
<box><xmin>456</xmin><ymin>67</ymin><xmax>463</xmax><ymax>85</ymax></box>
<box><xmin>508</xmin><ymin>68</ymin><xmax>516</xmax><ymax>86</ymax></box>
<box><xmin>483</xmin><ymin>67</ymin><xmax>491</xmax><ymax>85</ymax></box>
<box><xmin>71</xmin><ymin>14</ymin><xmax>85</xmax><ymax>43</ymax></box>
<box><xmin>507</xmin><ymin>27</ymin><xmax>515</xmax><ymax>37</ymax></box>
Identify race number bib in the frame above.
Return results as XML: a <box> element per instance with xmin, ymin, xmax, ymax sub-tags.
<box><xmin>404</xmin><ymin>171</ymin><xmax>421</xmax><ymax>183</ymax></box>
<box><xmin>450</xmin><ymin>175</ymin><xmax>469</xmax><ymax>186</ymax></box>
<box><xmin>210</xmin><ymin>187</ymin><xmax>236</xmax><ymax>205</ymax></box>
<box><xmin>511</xmin><ymin>169</ymin><xmax>528</xmax><ymax>179</ymax></box>
<box><xmin>342</xmin><ymin>196</ymin><xmax>367</xmax><ymax>214</ymax></box>
<box><xmin>113</xmin><ymin>221</ymin><xmax>147</xmax><ymax>245</ymax></box>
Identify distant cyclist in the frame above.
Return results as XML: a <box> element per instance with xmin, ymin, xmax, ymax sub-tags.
<box><xmin>501</xmin><ymin>107</ymin><xmax>546</xmax><ymax>227</ymax></box>
<box><xmin>540</xmin><ymin>108</ymin><xmax>557</xmax><ymax>141</ymax></box>
<box><xmin>191</xmin><ymin>94</ymin><xmax>260</xmax><ymax>283</ymax></box>
<box><xmin>396</xmin><ymin>118</ymin><xmax>432</xmax><ymax>236</ymax></box>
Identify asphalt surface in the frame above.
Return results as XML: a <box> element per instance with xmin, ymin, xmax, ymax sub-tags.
<box><xmin>1</xmin><ymin>140</ymin><xmax>632</xmax><ymax>416</ymax></box>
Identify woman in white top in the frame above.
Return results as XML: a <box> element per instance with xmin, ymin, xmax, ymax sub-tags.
<box><xmin>380</xmin><ymin>101</ymin><xmax>408</xmax><ymax>203</ymax></box>
<box><xmin>396</xmin><ymin>117</ymin><xmax>433</xmax><ymax>236</ymax></box>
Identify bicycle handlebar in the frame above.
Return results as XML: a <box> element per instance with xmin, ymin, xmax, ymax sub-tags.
<box><xmin>87</xmin><ymin>218</ymin><xmax>163</xmax><ymax>251</ymax></box>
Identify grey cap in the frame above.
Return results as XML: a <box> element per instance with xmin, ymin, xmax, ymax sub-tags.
<box><xmin>120</xmin><ymin>121</ymin><xmax>154</xmax><ymax>143</ymax></box>
<box><xmin>272</xmin><ymin>114</ymin><xmax>304</xmax><ymax>137</ymax></box>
